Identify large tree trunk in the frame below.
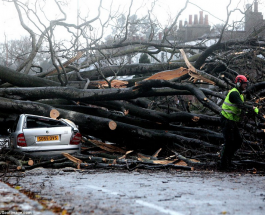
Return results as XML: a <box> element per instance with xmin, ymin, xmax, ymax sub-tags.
<box><xmin>45</xmin><ymin>62</ymin><xmax>189</xmax><ymax>82</ymax></box>
<box><xmin>0</xmin><ymin>65</ymin><xmax>60</xmax><ymax>87</ymax></box>
<box><xmin>0</xmin><ymin>96</ymin><xmax>218</xmax><ymax>150</ymax></box>
<box><xmin>0</xmin><ymin>80</ymin><xmax>222</xmax><ymax>114</ymax></box>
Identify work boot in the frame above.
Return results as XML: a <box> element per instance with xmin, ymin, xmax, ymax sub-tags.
<box><xmin>227</xmin><ymin>150</ymin><xmax>238</xmax><ymax>170</ymax></box>
<box><xmin>228</xmin><ymin>160</ymin><xmax>237</xmax><ymax>169</ymax></box>
<box><xmin>218</xmin><ymin>146</ymin><xmax>229</xmax><ymax>170</ymax></box>
<box><xmin>217</xmin><ymin>160</ymin><xmax>229</xmax><ymax>170</ymax></box>
<box><xmin>217</xmin><ymin>158</ymin><xmax>237</xmax><ymax>170</ymax></box>
<box><xmin>217</xmin><ymin>154</ymin><xmax>230</xmax><ymax>170</ymax></box>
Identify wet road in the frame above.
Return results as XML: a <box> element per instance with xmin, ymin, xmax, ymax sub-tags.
<box><xmin>5</xmin><ymin>168</ymin><xmax>265</xmax><ymax>215</ymax></box>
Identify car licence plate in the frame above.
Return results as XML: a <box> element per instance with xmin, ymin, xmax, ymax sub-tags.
<box><xmin>37</xmin><ymin>135</ymin><xmax>59</xmax><ymax>142</ymax></box>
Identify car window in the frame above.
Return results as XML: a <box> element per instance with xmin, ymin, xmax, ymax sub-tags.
<box><xmin>12</xmin><ymin>115</ymin><xmax>20</xmax><ymax>132</ymax></box>
<box><xmin>26</xmin><ymin>116</ymin><xmax>68</xmax><ymax>129</ymax></box>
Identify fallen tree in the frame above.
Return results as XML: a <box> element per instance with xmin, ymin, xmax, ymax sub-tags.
<box><xmin>0</xmin><ymin>0</ymin><xmax>265</xmax><ymax>173</ymax></box>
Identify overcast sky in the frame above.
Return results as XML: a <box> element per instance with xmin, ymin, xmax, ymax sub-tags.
<box><xmin>0</xmin><ymin>0</ymin><xmax>261</xmax><ymax>42</ymax></box>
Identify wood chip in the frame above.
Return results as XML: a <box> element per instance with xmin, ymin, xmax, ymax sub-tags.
<box><xmin>179</xmin><ymin>49</ymin><xmax>215</xmax><ymax>85</ymax></box>
<box><xmin>144</xmin><ymin>67</ymin><xmax>189</xmax><ymax>81</ymax></box>
<box><xmin>94</xmin><ymin>80</ymin><xmax>128</xmax><ymax>88</ymax></box>
<box><xmin>179</xmin><ymin>49</ymin><xmax>197</xmax><ymax>73</ymax></box>
<box><xmin>153</xmin><ymin>159</ymin><xmax>178</xmax><ymax>165</ymax></box>
<box><xmin>119</xmin><ymin>150</ymin><xmax>133</xmax><ymax>159</ymax></box>
<box><xmin>152</xmin><ymin>148</ymin><xmax>162</xmax><ymax>158</ymax></box>
<box><xmin>174</xmin><ymin>160</ymin><xmax>188</xmax><ymax>166</ymax></box>
<box><xmin>89</xmin><ymin>139</ymin><xmax>127</xmax><ymax>154</ymax></box>
<box><xmin>62</xmin><ymin>153</ymin><xmax>83</xmax><ymax>169</ymax></box>
<box><xmin>137</xmin><ymin>153</ymin><xmax>151</xmax><ymax>160</ymax></box>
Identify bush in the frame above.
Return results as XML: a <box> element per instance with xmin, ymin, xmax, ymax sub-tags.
<box><xmin>139</xmin><ymin>53</ymin><xmax>150</xmax><ymax>63</ymax></box>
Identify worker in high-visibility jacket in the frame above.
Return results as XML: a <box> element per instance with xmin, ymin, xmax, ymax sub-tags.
<box><xmin>219</xmin><ymin>75</ymin><xmax>259</xmax><ymax>170</ymax></box>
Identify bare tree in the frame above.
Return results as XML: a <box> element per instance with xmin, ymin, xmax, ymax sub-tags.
<box><xmin>0</xmin><ymin>0</ymin><xmax>265</xmax><ymax>168</ymax></box>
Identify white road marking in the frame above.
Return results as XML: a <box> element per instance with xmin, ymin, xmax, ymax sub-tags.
<box><xmin>136</xmin><ymin>200</ymin><xmax>184</xmax><ymax>215</ymax></box>
<box><xmin>85</xmin><ymin>185</ymin><xmax>119</xmax><ymax>195</ymax></box>
<box><xmin>85</xmin><ymin>185</ymin><xmax>184</xmax><ymax>215</ymax></box>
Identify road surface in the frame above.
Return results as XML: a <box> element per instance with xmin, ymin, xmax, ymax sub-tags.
<box><xmin>4</xmin><ymin>168</ymin><xmax>265</xmax><ymax>215</ymax></box>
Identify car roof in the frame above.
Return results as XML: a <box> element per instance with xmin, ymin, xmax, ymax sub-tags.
<box><xmin>22</xmin><ymin>114</ymin><xmax>78</xmax><ymax>128</ymax></box>
<box><xmin>23</xmin><ymin>114</ymin><xmax>55</xmax><ymax>120</ymax></box>
<box><xmin>60</xmin><ymin>119</ymin><xmax>78</xmax><ymax>128</ymax></box>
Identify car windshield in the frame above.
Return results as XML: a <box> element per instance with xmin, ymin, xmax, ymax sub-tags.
<box><xmin>26</xmin><ymin>116</ymin><xmax>68</xmax><ymax>129</ymax></box>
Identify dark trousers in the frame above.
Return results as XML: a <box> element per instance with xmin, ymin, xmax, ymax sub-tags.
<box><xmin>220</xmin><ymin>115</ymin><xmax>242</xmax><ymax>166</ymax></box>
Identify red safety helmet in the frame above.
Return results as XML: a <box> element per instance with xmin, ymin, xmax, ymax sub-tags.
<box><xmin>235</xmin><ymin>75</ymin><xmax>248</xmax><ymax>85</ymax></box>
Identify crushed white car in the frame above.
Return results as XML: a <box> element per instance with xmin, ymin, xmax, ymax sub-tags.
<box><xmin>8</xmin><ymin>114</ymin><xmax>81</xmax><ymax>155</ymax></box>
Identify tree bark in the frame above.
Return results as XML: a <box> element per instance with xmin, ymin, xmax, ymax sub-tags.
<box><xmin>0</xmin><ymin>65</ymin><xmax>60</xmax><ymax>87</ymax></box>
<box><xmin>45</xmin><ymin>62</ymin><xmax>189</xmax><ymax>82</ymax></box>
<box><xmin>0</xmin><ymin>79</ymin><xmax>222</xmax><ymax>113</ymax></box>
<box><xmin>0</xmin><ymin>97</ymin><xmax>217</xmax><ymax>150</ymax></box>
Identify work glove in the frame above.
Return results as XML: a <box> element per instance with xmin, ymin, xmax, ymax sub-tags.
<box><xmin>253</xmin><ymin>106</ymin><xmax>259</xmax><ymax>114</ymax></box>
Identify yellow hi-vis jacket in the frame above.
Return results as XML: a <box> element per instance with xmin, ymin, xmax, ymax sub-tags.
<box><xmin>221</xmin><ymin>88</ymin><xmax>244</xmax><ymax>122</ymax></box>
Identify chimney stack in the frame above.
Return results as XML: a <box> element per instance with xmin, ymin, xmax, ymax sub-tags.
<box><xmin>199</xmin><ymin>11</ymin><xmax>203</xmax><ymax>24</ymax></box>
<box><xmin>194</xmin><ymin>14</ymin><xmax>198</xmax><ymax>24</ymax></box>
<box><xmin>254</xmin><ymin>0</ymin><xmax>258</xmax><ymax>12</ymax></box>
<box><xmin>205</xmin><ymin>15</ymin><xmax>209</xmax><ymax>25</ymax></box>
<box><xmin>189</xmin><ymin>15</ymin><xmax>192</xmax><ymax>25</ymax></box>
<box><xmin>246</xmin><ymin>4</ymin><xmax>252</xmax><ymax>12</ymax></box>
<box><xmin>179</xmin><ymin>20</ymin><xmax>183</xmax><ymax>28</ymax></box>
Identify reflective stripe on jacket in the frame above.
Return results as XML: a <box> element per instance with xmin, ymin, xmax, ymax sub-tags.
<box><xmin>221</xmin><ymin>88</ymin><xmax>244</xmax><ymax>121</ymax></box>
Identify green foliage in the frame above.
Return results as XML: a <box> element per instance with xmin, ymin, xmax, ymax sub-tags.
<box><xmin>139</xmin><ymin>53</ymin><xmax>150</xmax><ymax>63</ymax></box>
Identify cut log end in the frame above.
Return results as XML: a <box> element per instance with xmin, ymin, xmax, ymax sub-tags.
<box><xmin>28</xmin><ymin>159</ymin><xmax>34</xmax><ymax>166</ymax></box>
<box><xmin>109</xmin><ymin>121</ymin><xmax>117</xmax><ymax>130</ymax></box>
<box><xmin>192</xmin><ymin>116</ymin><xmax>200</xmax><ymax>122</ymax></box>
<box><xmin>50</xmin><ymin>109</ymin><xmax>60</xmax><ymax>119</ymax></box>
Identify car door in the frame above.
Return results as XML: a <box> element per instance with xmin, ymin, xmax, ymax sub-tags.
<box><xmin>9</xmin><ymin>115</ymin><xmax>21</xmax><ymax>148</ymax></box>
<box><xmin>23</xmin><ymin>116</ymin><xmax>72</xmax><ymax>146</ymax></box>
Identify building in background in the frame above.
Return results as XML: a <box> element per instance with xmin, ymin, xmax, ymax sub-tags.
<box><xmin>107</xmin><ymin>0</ymin><xmax>265</xmax><ymax>64</ymax></box>
<box><xmin>245</xmin><ymin>0</ymin><xmax>265</xmax><ymax>37</ymax></box>
<box><xmin>177</xmin><ymin>0</ymin><xmax>265</xmax><ymax>42</ymax></box>
<box><xmin>177</xmin><ymin>11</ymin><xmax>211</xmax><ymax>42</ymax></box>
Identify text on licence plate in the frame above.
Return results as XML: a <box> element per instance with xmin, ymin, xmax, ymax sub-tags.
<box><xmin>37</xmin><ymin>135</ymin><xmax>59</xmax><ymax>142</ymax></box>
